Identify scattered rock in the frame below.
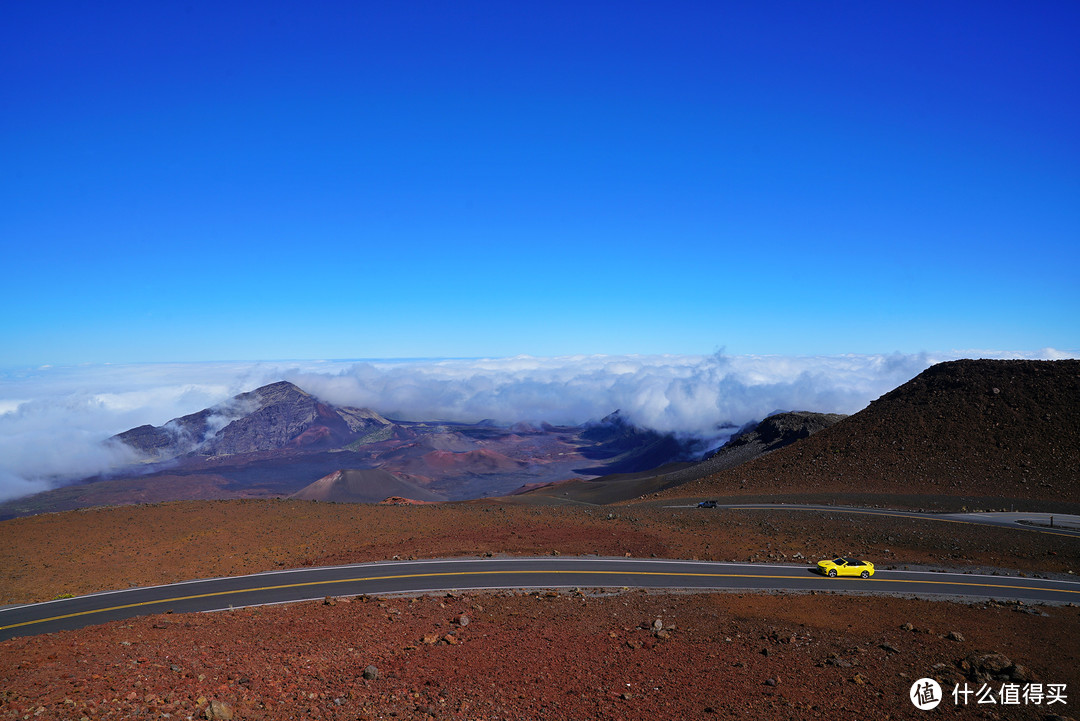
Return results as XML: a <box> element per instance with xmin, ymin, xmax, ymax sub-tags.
<box><xmin>900</xmin><ymin>622</ymin><xmax>914</xmax><ymax>631</ymax></box>
<box><xmin>946</xmin><ymin>631</ymin><xmax>965</xmax><ymax>642</ymax></box>
<box><xmin>363</xmin><ymin>665</ymin><xmax>380</xmax><ymax>681</ymax></box>
<box><xmin>879</xmin><ymin>643</ymin><xmax>899</xmax><ymax>654</ymax></box>
<box><xmin>456</xmin><ymin>614</ymin><xmax>470</xmax><ymax>627</ymax></box>
<box><xmin>958</xmin><ymin>651</ymin><xmax>1038</xmax><ymax>684</ymax></box>
<box><xmin>1009</xmin><ymin>663</ymin><xmax>1037</xmax><ymax>683</ymax></box>
<box><xmin>323</xmin><ymin>596</ymin><xmax>336</xmax><ymax>606</ymax></box>
<box><xmin>764</xmin><ymin>678</ymin><xmax>778</xmax><ymax>687</ymax></box>
<box><xmin>652</xmin><ymin>619</ymin><xmax>663</xmax><ymax>632</ymax></box>
<box><xmin>204</xmin><ymin>700</ymin><xmax>234</xmax><ymax>720</ymax></box>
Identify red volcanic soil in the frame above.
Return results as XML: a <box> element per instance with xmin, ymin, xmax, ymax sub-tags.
<box><xmin>419</xmin><ymin>449</ymin><xmax>525</xmax><ymax>474</ymax></box>
<box><xmin>2</xmin><ymin>590</ymin><xmax>1076</xmax><ymax>720</ymax></box>
<box><xmin>2</xmin><ymin>500</ymin><xmax>1077</xmax><ymax>606</ymax></box>
<box><xmin>289</xmin><ymin>470</ymin><xmax>442</xmax><ymax>504</ymax></box>
<box><xmin>1</xmin><ymin>497</ymin><xmax>1078</xmax><ymax>719</ymax></box>
<box><xmin>287</xmin><ymin>425</ymin><xmax>335</xmax><ymax>448</ymax></box>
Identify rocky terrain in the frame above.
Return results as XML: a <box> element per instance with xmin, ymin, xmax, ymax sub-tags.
<box><xmin>665</xmin><ymin>359</ymin><xmax>1080</xmax><ymax>504</ymax></box>
<box><xmin>2</xmin><ymin>499</ymin><xmax>1077</xmax><ymax>606</ymax></box>
<box><xmin>2</xmin><ymin>359</ymin><xmax>1079</xmax><ymax>719</ymax></box>
<box><xmin>3</xmin><ymin>589</ymin><xmax>1076</xmax><ymax>720</ymax></box>
<box><xmin>698</xmin><ymin>411</ymin><xmax>848</xmax><ymax>474</ymax></box>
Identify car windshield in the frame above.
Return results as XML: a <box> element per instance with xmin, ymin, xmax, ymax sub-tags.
<box><xmin>833</xmin><ymin>558</ymin><xmax>846</xmax><ymax>565</ymax></box>
<box><xmin>850</xmin><ymin>559</ymin><xmax>862</xmax><ymax>565</ymax></box>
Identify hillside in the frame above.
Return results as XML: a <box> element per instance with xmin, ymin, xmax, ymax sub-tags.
<box><xmin>504</xmin><ymin>411</ymin><xmax>845</xmax><ymax>505</ymax></box>
<box><xmin>661</xmin><ymin>359</ymin><xmax>1080</xmax><ymax>503</ymax></box>
<box><xmin>289</xmin><ymin>469</ymin><xmax>442</xmax><ymax>503</ymax></box>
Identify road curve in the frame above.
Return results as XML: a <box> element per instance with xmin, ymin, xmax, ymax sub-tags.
<box><xmin>3</xmin><ymin>557</ymin><xmax>1079</xmax><ymax>641</ymax></box>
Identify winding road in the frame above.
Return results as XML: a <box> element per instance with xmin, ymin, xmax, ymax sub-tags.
<box><xmin>3</xmin><ymin>556</ymin><xmax>1079</xmax><ymax>642</ymax></box>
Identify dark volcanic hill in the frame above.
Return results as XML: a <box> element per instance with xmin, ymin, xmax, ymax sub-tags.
<box><xmin>664</xmin><ymin>359</ymin><xmax>1080</xmax><ymax>503</ymax></box>
<box><xmin>696</xmin><ymin>411</ymin><xmax>848</xmax><ymax>475</ymax></box>
<box><xmin>573</xmin><ymin>411</ymin><xmax>700</xmax><ymax>475</ymax></box>
<box><xmin>505</xmin><ymin>411</ymin><xmax>845</xmax><ymax>505</ymax></box>
<box><xmin>113</xmin><ymin>381</ymin><xmax>391</xmax><ymax>459</ymax></box>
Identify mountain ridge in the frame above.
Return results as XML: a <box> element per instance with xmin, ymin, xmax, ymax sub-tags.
<box><xmin>663</xmin><ymin>359</ymin><xmax>1080</xmax><ymax>502</ymax></box>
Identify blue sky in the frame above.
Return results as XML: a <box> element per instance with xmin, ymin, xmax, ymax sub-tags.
<box><xmin>2</xmin><ymin>1</ymin><xmax>1078</xmax><ymax>366</ymax></box>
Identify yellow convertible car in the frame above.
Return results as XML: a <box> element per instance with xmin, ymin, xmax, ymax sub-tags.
<box><xmin>817</xmin><ymin>557</ymin><xmax>875</xmax><ymax>578</ymax></box>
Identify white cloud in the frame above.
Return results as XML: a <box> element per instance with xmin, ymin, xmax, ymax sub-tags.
<box><xmin>0</xmin><ymin>349</ymin><xmax>1075</xmax><ymax>503</ymax></box>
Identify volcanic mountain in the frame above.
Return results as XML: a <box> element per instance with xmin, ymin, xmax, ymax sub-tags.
<box><xmin>664</xmin><ymin>359</ymin><xmax>1080</xmax><ymax>504</ymax></box>
<box><xmin>113</xmin><ymin>381</ymin><xmax>392</xmax><ymax>459</ymax></box>
<box><xmin>0</xmin><ymin>380</ymin><xmax>710</xmax><ymax>518</ymax></box>
<box><xmin>695</xmin><ymin>410</ymin><xmax>849</xmax><ymax>475</ymax></box>
<box><xmin>505</xmin><ymin>410</ymin><xmax>845</xmax><ymax>505</ymax></box>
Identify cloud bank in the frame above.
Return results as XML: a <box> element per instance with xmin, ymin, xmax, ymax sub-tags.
<box><xmin>0</xmin><ymin>349</ymin><xmax>1073</xmax><ymax>503</ymax></box>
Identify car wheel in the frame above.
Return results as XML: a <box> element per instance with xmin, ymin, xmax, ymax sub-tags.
<box><xmin>861</xmin><ymin>570</ymin><xmax>869</xmax><ymax>579</ymax></box>
<box><xmin>828</xmin><ymin>569</ymin><xmax>837</xmax><ymax>577</ymax></box>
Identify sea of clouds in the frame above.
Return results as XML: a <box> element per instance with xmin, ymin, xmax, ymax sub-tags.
<box><xmin>0</xmin><ymin>349</ymin><xmax>1073</xmax><ymax>502</ymax></box>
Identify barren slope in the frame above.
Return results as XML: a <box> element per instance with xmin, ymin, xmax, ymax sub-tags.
<box><xmin>289</xmin><ymin>469</ymin><xmax>443</xmax><ymax>503</ymax></box>
<box><xmin>662</xmin><ymin>359</ymin><xmax>1080</xmax><ymax>503</ymax></box>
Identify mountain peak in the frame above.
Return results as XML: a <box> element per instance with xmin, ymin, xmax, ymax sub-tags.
<box><xmin>113</xmin><ymin>381</ymin><xmax>389</xmax><ymax>459</ymax></box>
<box><xmin>238</xmin><ymin>380</ymin><xmax>311</xmax><ymax>406</ymax></box>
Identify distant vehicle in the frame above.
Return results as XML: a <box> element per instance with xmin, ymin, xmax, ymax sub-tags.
<box><xmin>817</xmin><ymin>557</ymin><xmax>875</xmax><ymax>578</ymax></box>
<box><xmin>697</xmin><ymin>500</ymin><xmax>717</xmax><ymax>508</ymax></box>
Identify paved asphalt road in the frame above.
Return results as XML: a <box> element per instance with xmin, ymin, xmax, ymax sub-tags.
<box><xmin>667</xmin><ymin>503</ymin><xmax>1080</xmax><ymax>538</ymax></box>
<box><xmin>3</xmin><ymin>557</ymin><xmax>1079</xmax><ymax>641</ymax></box>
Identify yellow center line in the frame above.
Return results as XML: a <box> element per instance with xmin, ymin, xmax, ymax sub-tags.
<box><xmin>3</xmin><ymin>569</ymin><xmax>1078</xmax><ymax>633</ymax></box>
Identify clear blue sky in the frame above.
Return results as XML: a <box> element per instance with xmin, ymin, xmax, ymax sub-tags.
<box><xmin>2</xmin><ymin>1</ymin><xmax>1077</xmax><ymax>366</ymax></box>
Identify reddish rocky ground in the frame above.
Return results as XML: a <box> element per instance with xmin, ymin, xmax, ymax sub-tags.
<box><xmin>6</xmin><ymin>359</ymin><xmax>1077</xmax><ymax>718</ymax></box>
<box><xmin>2</xmin><ymin>500</ymin><xmax>1077</xmax><ymax>605</ymax></box>
<box><xmin>2</xmin><ymin>499</ymin><xmax>1079</xmax><ymax>720</ymax></box>
<box><xmin>2</xmin><ymin>590</ymin><xmax>1077</xmax><ymax>720</ymax></box>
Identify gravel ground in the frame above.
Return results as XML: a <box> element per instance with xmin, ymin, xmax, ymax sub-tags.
<box><xmin>2</xmin><ymin>590</ymin><xmax>1078</xmax><ymax>720</ymax></box>
<box><xmin>2</xmin><ymin>500</ymin><xmax>1077</xmax><ymax>606</ymax></box>
<box><xmin>3</xmin><ymin>496</ymin><xmax>1078</xmax><ymax>719</ymax></box>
